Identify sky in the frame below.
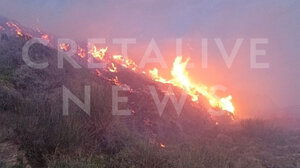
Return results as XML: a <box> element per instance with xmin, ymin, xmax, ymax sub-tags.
<box><xmin>0</xmin><ymin>0</ymin><xmax>299</xmax><ymax>118</ymax></box>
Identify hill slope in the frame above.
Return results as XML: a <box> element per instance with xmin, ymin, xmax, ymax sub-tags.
<box><xmin>0</xmin><ymin>17</ymin><xmax>299</xmax><ymax>168</ymax></box>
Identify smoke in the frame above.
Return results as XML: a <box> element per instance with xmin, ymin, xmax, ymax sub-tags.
<box><xmin>0</xmin><ymin>0</ymin><xmax>299</xmax><ymax>118</ymax></box>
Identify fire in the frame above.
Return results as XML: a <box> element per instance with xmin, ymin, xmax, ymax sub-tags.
<box><xmin>0</xmin><ymin>21</ymin><xmax>235</xmax><ymax>115</ymax></box>
<box><xmin>149</xmin><ymin>56</ymin><xmax>235</xmax><ymax>115</ymax></box>
<box><xmin>87</xmin><ymin>46</ymin><xmax>235</xmax><ymax>115</ymax></box>
<box><xmin>112</xmin><ymin>55</ymin><xmax>137</xmax><ymax>71</ymax></box>
<box><xmin>1</xmin><ymin>21</ymin><xmax>234</xmax><ymax>115</ymax></box>
<box><xmin>111</xmin><ymin>76</ymin><xmax>120</xmax><ymax>86</ymax></box>
<box><xmin>160</xmin><ymin>143</ymin><xmax>166</xmax><ymax>148</ymax></box>
<box><xmin>108</xmin><ymin>63</ymin><xmax>118</xmax><ymax>72</ymax></box>
<box><xmin>131</xmin><ymin>110</ymin><xmax>136</xmax><ymax>115</ymax></box>
<box><xmin>59</xmin><ymin>43</ymin><xmax>70</xmax><ymax>51</ymax></box>
<box><xmin>77</xmin><ymin>46</ymin><xmax>86</xmax><ymax>58</ymax></box>
<box><xmin>6</xmin><ymin>22</ymin><xmax>23</xmax><ymax>36</ymax></box>
<box><xmin>2</xmin><ymin>19</ymin><xmax>235</xmax><ymax>117</ymax></box>
<box><xmin>89</xmin><ymin>46</ymin><xmax>107</xmax><ymax>60</ymax></box>
<box><xmin>41</xmin><ymin>34</ymin><xmax>50</xmax><ymax>43</ymax></box>
<box><xmin>149</xmin><ymin>68</ymin><xmax>168</xmax><ymax>83</ymax></box>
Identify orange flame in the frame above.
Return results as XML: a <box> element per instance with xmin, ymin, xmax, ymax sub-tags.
<box><xmin>112</xmin><ymin>55</ymin><xmax>137</xmax><ymax>71</ymax></box>
<box><xmin>82</xmin><ymin>46</ymin><xmax>235</xmax><ymax>116</ymax></box>
<box><xmin>160</xmin><ymin>143</ymin><xmax>166</xmax><ymax>148</ymax></box>
<box><xmin>89</xmin><ymin>46</ymin><xmax>107</xmax><ymax>60</ymax></box>
<box><xmin>149</xmin><ymin>68</ymin><xmax>168</xmax><ymax>83</ymax></box>
<box><xmin>149</xmin><ymin>56</ymin><xmax>235</xmax><ymax>115</ymax></box>
<box><xmin>59</xmin><ymin>43</ymin><xmax>70</xmax><ymax>51</ymax></box>
<box><xmin>77</xmin><ymin>46</ymin><xmax>86</xmax><ymax>58</ymax></box>
<box><xmin>41</xmin><ymin>34</ymin><xmax>50</xmax><ymax>43</ymax></box>
<box><xmin>6</xmin><ymin>22</ymin><xmax>23</xmax><ymax>36</ymax></box>
<box><xmin>108</xmin><ymin>63</ymin><xmax>118</xmax><ymax>72</ymax></box>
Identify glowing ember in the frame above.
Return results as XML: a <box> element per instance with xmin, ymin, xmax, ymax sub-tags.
<box><xmin>77</xmin><ymin>46</ymin><xmax>86</xmax><ymax>58</ymax></box>
<box><xmin>108</xmin><ymin>63</ymin><xmax>118</xmax><ymax>72</ymax></box>
<box><xmin>59</xmin><ymin>43</ymin><xmax>70</xmax><ymax>51</ymax></box>
<box><xmin>149</xmin><ymin>56</ymin><xmax>235</xmax><ymax>115</ymax></box>
<box><xmin>160</xmin><ymin>143</ymin><xmax>166</xmax><ymax>148</ymax></box>
<box><xmin>111</xmin><ymin>76</ymin><xmax>120</xmax><ymax>86</ymax></box>
<box><xmin>89</xmin><ymin>46</ymin><xmax>107</xmax><ymax>60</ymax></box>
<box><xmin>112</xmin><ymin>55</ymin><xmax>137</xmax><ymax>71</ymax></box>
<box><xmin>131</xmin><ymin>110</ymin><xmax>136</xmax><ymax>114</ymax></box>
<box><xmin>6</xmin><ymin>22</ymin><xmax>23</xmax><ymax>36</ymax></box>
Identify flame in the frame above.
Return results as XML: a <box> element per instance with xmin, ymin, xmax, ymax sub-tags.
<box><xmin>111</xmin><ymin>76</ymin><xmax>120</xmax><ymax>86</ymax></box>
<box><xmin>89</xmin><ymin>46</ymin><xmax>107</xmax><ymax>60</ymax></box>
<box><xmin>112</xmin><ymin>55</ymin><xmax>137</xmax><ymax>71</ymax></box>
<box><xmin>160</xmin><ymin>143</ymin><xmax>166</xmax><ymax>148</ymax></box>
<box><xmin>149</xmin><ymin>68</ymin><xmax>168</xmax><ymax>83</ymax></box>
<box><xmin>4</xmin><ymin>23</ymin><xmax>232</xmax><ymax>116</ymax></box>
<box><xmin>59</xmin><ymin>43</ymin><xmax>70</xmax><ymax>51</ymax></box>
<box><xmin>2</xmin><ymin>20</ymin><xmax>236</xmax><ymax>117</ymax></box>
<box><xmin>77</xmin><ymin>46</ymin><xmax>235</xmax><ymax>116</ymax></box>
<box><xmin>149</xmin><ymin>56</ymin><xmax>235</xmax><ymax>115</ymax></box>
<box><xmin>131</xmin><ymin>110</ymin><xmax>136</xmax><ymax>114</ymax></box>
<box><xmin>108</xmin><ymin>63</ymin><xmax>118</xmax><ymax>72</ymax></box>
<box><xmin>77</xmin><ymin>46</ymin><xmax>86</xmax><ymax>58</ymax></box>
<box><xmin>41</xmin><ymin>34</ymin><xmax>50</xmax><ymax>43</ymax></box>
<box><xmin>6</xmin><ymin>22</ymin><xmax>23</xmax><ymax>36</ymax></box>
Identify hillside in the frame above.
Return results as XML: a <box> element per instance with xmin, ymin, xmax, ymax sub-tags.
<box><xmin>0</xmin><ymin>17</ymin><xmax>299</xmax><ymax>168</ymax></box>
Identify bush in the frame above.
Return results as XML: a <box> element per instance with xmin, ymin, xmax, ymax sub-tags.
<box><xmin>240</xmin><ymin>119</ymin><xmax>284</xmax><ymax>144</ymax></box>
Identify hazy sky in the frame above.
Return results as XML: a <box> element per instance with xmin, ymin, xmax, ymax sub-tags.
<box><xmin>0</xmin><ymin>0</ymin><xmax>299</xmax><ymax>117</ymax></box>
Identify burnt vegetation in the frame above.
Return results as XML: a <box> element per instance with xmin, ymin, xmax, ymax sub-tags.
<box><xmin>0</xmin><ymin>19</ymin><xmax>299</xmax><ymax>168</ymax></box>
